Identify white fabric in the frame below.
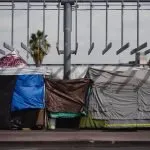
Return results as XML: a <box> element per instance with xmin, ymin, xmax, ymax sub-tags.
<box><xmin>0</xmin><ymin>67</ymin><xmax>51</xmax><ymax>75</ymax></box>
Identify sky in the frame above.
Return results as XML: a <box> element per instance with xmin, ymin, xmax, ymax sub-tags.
<box><xmin>0</xmin><ymin>2</ymin><xmax>150</xmax><ymax>64</ymax></box>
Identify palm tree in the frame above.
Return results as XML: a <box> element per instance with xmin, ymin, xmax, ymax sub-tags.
<box><xmin>29</xmin><ymin>30</ymin><xmax>51</xmax><ymax>67</ymax></box>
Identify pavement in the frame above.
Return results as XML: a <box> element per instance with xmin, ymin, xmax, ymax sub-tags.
<box><xmin>0</xmin><ymin>130</ymin><xmax>150</xmax><ymax>143</ymax></box>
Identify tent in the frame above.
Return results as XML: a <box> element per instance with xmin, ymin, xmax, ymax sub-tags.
<box><xmin>0</xmin><ymin>51</ymin><xmax>49</xmax><ymax>129</ymax></box>
<box><xmin>80</xmin><ymin>67</ymin><xmax>150</xmax><ymax>129</ymax></box>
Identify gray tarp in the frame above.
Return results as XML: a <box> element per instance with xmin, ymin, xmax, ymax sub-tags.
<box><xmin>86</xmin><ymin>68</ymin><xmax>150</xmax><ymax>120</ymax></box>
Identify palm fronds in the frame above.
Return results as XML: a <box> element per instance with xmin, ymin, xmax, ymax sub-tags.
<box><xmin>29</xmin><ymin>30</ymin><xmax>51</xmax><ymax>67</ymax></box>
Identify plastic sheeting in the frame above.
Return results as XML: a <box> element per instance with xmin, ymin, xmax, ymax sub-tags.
<box><xmin>11</xmin><ymin>75</ymin><xmax>44</xmax><ymax>111</ymax></box>
<box><xmin>45</xmin><ymin>78</ymin><xmax>90</xmax><ymax>113</ymax></box>
<box><xmin>86</xmin><ymin>68</ymin><xmax>150</xmax><ymax>120</ymax></box>
<box><xmin>80</xmin><ymin>113</ymin><xmax>106</xmax><ymax>128</ymax></box>
<box><xmin>105</xmin><ymin>119</ymin><xmax>150</xmax><ymax>128</ymax></box>
<box><xmin>0</xmin><ymin>67</ymin><xmax>51</xmax><ymax>75</ymax></box>
<box><xmin>0</xmin><ymin>51</ymin><xmax>27</xmax><ymax>68</ymax></box>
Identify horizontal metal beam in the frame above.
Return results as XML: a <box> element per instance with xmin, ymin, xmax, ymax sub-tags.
<box><xmin>2</xmin><ymin>8</ymin><xmax>150</xmax><ymax>11</ymax></box>
<box><xmin>0</xmin><ymin>0</ymin><xmax>150</xmax><ymax>3</ymax></box>
<box><xmin>59</xmin><ymin>50</ymin><xmax>76</xmax><ymax>54</ymax></box>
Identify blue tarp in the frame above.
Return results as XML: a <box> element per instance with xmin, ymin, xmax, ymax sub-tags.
<box><xmin>11</xmin><ymin>75</ymin><xmax>44</xmax><ymax>111</ymax></box>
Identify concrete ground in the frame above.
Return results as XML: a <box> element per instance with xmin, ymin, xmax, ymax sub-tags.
<box><xmin>1</xmin><ymin>130</ymin><xmax>150</xmax><ymax>150</ymax></box>
<box><xmin>0</xmin><ymin>130</ymin><xmax>150</xmax><ymax>142</ymax></box>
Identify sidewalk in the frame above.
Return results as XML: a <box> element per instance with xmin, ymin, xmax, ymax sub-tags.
<box><xmin>0</xmin><ymin>130</ymin><xmax>150</xmax><ymax>143</ymax></box>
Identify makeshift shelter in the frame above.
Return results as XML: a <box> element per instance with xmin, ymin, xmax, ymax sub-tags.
<box><xmin>80</xmin><ymin>67</ymin><xmax>150</xmax><ymax>129</ymax></box>
<box><xmin>45</xmin><ymin>78</ymin><xmax>90</xmax><ymax>129</ymax></box>
<box><xmin>45</xmin><ymin>78</ymin><xmax>90</xmax><ymax>114</ymax></box>
<box><xmin>0</xmin><ymin>51</ymin><xmax>48</xmax><ymax>129</ymax></box>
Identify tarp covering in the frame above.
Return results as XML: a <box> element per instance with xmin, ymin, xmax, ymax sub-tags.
<box><xmin>11</xmin><ymin>75</ymin><xmax>44</xmax><ymax>111</ymax></box>
<box><xmin>0</xmin><ymin>75</ymin><xmax>17</xmax><ymax>129</ymax></box>
<box><xmin>0</xmin><ymin>51</ymin><xmax>27</xmax><ymax>68</ymax></box>
<box><xmin>86</xmin><ymin>67</ymin><xmax>150</xmax><ymax>120</ymax></box>
<box><xmin>105</xmin><ymin>119</ymin><xmax>150</xmax><ymax>128</ymax></box>
<box><xmin>80</xmin><ymin>113</ymin><xmax>106</xmax><ymax>128</ymax></box>
<box><xmin>45</xmin><ymin>78</ymin><xmax>90</xmax><ymax>113</ymax></box>
<box><xmin>0</xmin><ymin>51</ymin><xmax>50</xmax><ymax>75</ymax></box>
<box><xmin>0</xmin><ymin>51</ymin><xmax>47</xmax><ymax>129</ymax></box>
